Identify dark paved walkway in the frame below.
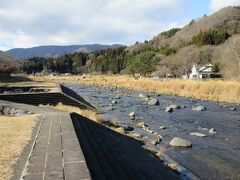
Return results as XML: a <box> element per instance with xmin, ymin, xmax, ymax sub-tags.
<box><xmin>22</xmin><ymin>112</ymin><xmax>90</xmax><ymax>180</ymax></box>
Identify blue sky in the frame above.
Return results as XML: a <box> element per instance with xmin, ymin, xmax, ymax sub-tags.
<box><xmin>0</xmin><ymin>0</ymin><xmax>239</xmax><ymax>50</ymax></box>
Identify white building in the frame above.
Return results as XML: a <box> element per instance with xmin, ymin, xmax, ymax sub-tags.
<box><xmin>198</xmin><ymin>63</ymin><xmax>213</xmax><ymax>76</ymax></box>
<box><xmin>189</xmin><ymin>65</ymin><xmax>202</xmax><ymax>79</ymax></box>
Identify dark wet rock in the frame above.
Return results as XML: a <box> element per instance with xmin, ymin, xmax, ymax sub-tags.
<box><xmin>148</xmin><ymin>98</ymin><xmax>159</xmax><ymax>106</ymax></box>
<box><xmin>169</xmin><ymin>137</ymin><xmax>192</xmax><ymax>147</ymax></box>
<box><xmin>160</xmin><ymin>126</ymin><xmax>166</xmax><ymax>130</ymax></box>
<box><xmin>192</xmin><ymin>106</ymin><xmax>206</xmax><ymax>111</ymax></box>
<box><xmin>209</xmin><ymin>128</ymin><xmax>217</xmax><ymax>134</ymax></box>
<box><xmin>137</xmin><ymin>122</ymin><xmax>147</xmax><ymax>128</ymax></box>
<box><xmin>123</xmin><ymin>125</ymin><xmax>134</xmax><ymax>131</ymax></box>
<box><xmin>165</xmin><ymin>106</ymin><xmax>173</xmax><ymax>113</ymax></box>
<box><xmin>181</xmin><ymin>105</ymin><xmax>187</xmax><ymax>108</ymax></box>
<box><xmin>190</xmin><ymin>132</ymin><xmax>207</xmax><ymax>137</ymax></box>
<box><xmin>169</xmin><ymin>104</ymin><xmax>181</xmax><ymax>109</ymax></box>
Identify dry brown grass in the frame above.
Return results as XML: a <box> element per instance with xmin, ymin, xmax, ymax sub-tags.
<box><xmin>31</xmin><ymin>75</ymin><xmax>240</xmax><ymax>104</ymax></box>
<box><xmin>0</xmin><ymin>115</ymin><xmax>40</xmax><ymax>180</ymax></box>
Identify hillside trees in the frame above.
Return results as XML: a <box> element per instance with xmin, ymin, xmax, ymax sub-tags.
<box><xmin>89</xmin><ymin>47</ymin><xmax>126</xmax><ymax>74</ymax></box>
<box><xmin>127</xmin><ymin>51</ymin><xmax>156</xmax><ymax>76</ymax></box>
<box><xmin>192</xmin><ymin>29</ymin><xmax>230</xmax><ymax>46</ymax></box>
<box><xmin>20</xmin><ymin>52</ymin><xmax>88</xmax><ymax>74</ymax></box>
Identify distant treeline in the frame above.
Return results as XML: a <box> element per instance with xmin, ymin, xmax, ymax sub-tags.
<box><xmin>19</xmin><ymin>47</ymin><xmax>127</xmax><ymax>74</ymax></box>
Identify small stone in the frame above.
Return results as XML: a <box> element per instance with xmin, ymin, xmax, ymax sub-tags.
<box><xmin>115</xmin><ymin>96</ymin><xmax>121</xmax><ymax>99</ymax></box>
<box><xmin>190</xmin><ymin>132</ymin><xmax>207</xmax><ymax>137</ymax></box>
<box><xmin>145</xmin><ymin>127</ymin><xmax>154</xmax><ymax>134</ymax></box>
<box><xmin>192</xmin><ymin>106</ymin><xmax>206</xmax><ymax>111</ymax></box>
<box><xmin>137</xmin><ymin>122</ymin><xmax>147</xmax><ymax>128</ymax></box>
<box><xmin>106</xmin><ymin>107</ymin><xmax>114</xmax><ymax>111</ymax></box>
<box><xmin>165</xmin><ymin>106</ymin><xmax>173</xmax><ymax>113</ymax></box>
<box><xmin>129</xmin><ymin>112</ymin><xmax>135</xmax><ymax>117</ymax></box>
<box><xmin>160</xmin><ymin>126</ymin><xmax>166</xmax><ymax>129</ymax></box>
<box><xmin>132</xmin><ymin>133</ymin><xmax>142</xmax><ymax>138</ymax></box>
<box><xmin>209</xmin><ymin>128</ymin><xmax>217</xmax><ymax>134</ymax></box>
<box><xmin>169</xmin><ymin>137</ymin><xmax>192</xmax><ymax>147</ymax></box>
<box><xmin>148</xmin><ymin>98</ymin><xmax>159</xmax><ymax>106</ymax></box>
<box><xmin>115</xmin><ymin>127</ymin><xmax>125</xmax><ymax>134</ymax></box>
<box><xmin>138</xmin><ymin>93</ymin><xmax>146</xmax><ymax>98</ymax></box>
<box><xmin>169</xmin><ymin>104</ymin><xmax>180</xmax><ymax>109</ymax></box>
<box><xmin>230</xmin><ymin>107</ymin><xmax>236</xmax><ymax>111</ymax></box>
<box><xmin>150</xmin><ymin>140</ymin><xmax>158</xmax><ymax>145</ymax></box>
<box><xmin>111</xmin><ymin>100</ymin><xmax>117</xmax><ymax>104</ymax></box>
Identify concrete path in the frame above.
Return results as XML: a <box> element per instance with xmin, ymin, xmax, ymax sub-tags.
<box><xmin>22</xmin><ymin>112</ymin><xmax>90</xmax><ymax>180</ymax></box>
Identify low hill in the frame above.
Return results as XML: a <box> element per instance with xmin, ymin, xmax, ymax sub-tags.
<box><xmin>4</xmin><ymin>44</ymin><xmax>122</xmax><ymax>59</ymax></box>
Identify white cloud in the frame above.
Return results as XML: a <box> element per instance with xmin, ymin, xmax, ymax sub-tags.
<box><xmin>209</xmin><ymin>0</ymin><xmax>240</xmax><ymax>11</ymax></box>
<box><xmin>0</xmin><ymin>0</ymin><xmax>190</xmax><ymax>50</ymax></box>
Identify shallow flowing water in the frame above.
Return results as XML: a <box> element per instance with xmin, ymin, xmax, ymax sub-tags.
<box><xmin>66</xmin><ymin>83</ymin><xmax>240</xmax><ymax>180</ymax></box>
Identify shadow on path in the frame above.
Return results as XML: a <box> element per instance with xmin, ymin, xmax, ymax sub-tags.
<box><xmin>71</xmin><ymin>113</ymin><xmax>179</xmax><ymax>180</ymax></box>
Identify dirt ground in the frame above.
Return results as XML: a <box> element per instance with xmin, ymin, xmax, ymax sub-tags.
<box><xmin>0</xmin><ymin>115</ymin><xmax>40</xmax><ymax>180</ymax></box>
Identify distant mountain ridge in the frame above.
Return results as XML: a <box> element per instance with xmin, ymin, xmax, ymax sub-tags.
<box><xmin>4</xmin><ymin>44</ymin><xmax>123</xmax><ymax>59</ymax></box>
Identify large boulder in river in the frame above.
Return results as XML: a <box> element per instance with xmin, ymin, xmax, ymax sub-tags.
<box><xmin>169</xmin><ymin>137</ymin><xmax>192</xmax><ymax>147</ymax></box>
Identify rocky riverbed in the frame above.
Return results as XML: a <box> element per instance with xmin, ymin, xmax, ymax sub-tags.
<box><xmin>65</xmin><ymin>83</ymin><xmax>240</xmax><ymax>180</ymax></box>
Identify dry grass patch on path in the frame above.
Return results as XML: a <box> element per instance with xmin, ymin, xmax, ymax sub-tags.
<box><xmin>0</xmin><ymin>115</ymin><xmax>40</xmax><ymax>180</ymax></box>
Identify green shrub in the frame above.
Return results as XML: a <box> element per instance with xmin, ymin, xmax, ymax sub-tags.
<box><xmin>158</xmin><ymin>44</ymin><xmax>176</xmax><ymax>56</ymax></box>
<box><xmin>192</xmin><ymin>29</ymin><xmax>230</xmax><ymax>46</ymax></box>
<box><xmin>161</xmin><ymin>28</ymin><xmax>181</xmax><ymax>38</ymax></box>
<box><xmin>212</xmin><ymin>62</ymin><xmax>221</xmax><ymax>73</ymax></box>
